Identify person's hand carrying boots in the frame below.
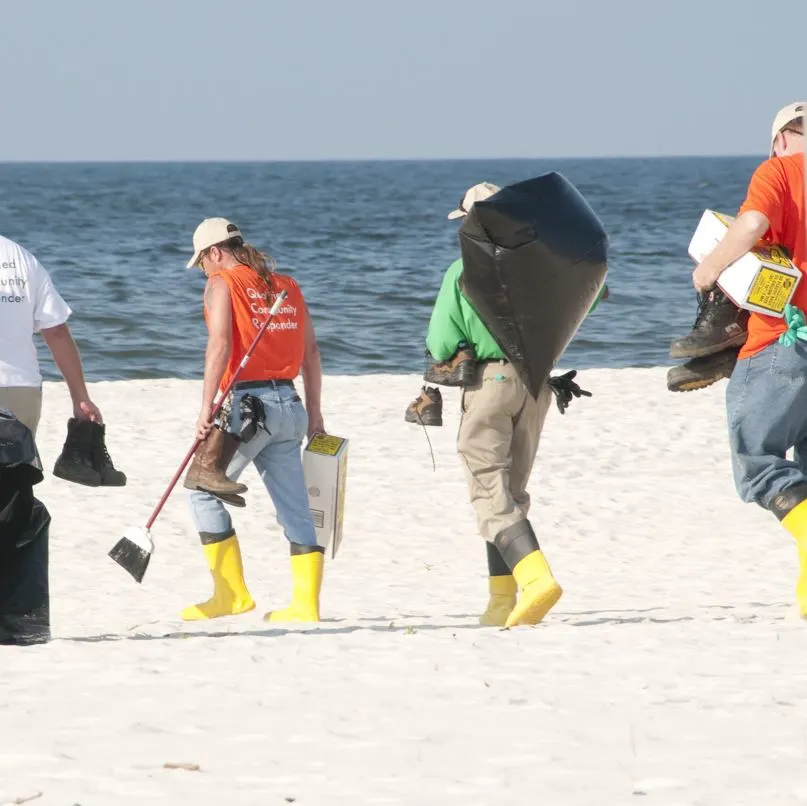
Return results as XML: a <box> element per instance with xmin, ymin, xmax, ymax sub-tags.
<box><xmin>547</xmin><ymin>370</ymin><xmax>591</xmax><ymax>414</ymax></box>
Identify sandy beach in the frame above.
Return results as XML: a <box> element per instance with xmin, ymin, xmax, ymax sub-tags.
<box><xmin>2</xmin><ymin>369</ymin><xmax>806</xmax><ymax>805</ymax></box>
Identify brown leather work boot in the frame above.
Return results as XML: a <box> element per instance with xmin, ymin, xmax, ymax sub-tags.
<box><xmin>666</xmin><ymin>347</ymin><xmax>739</xmax><ymax>393</ymax></box>
<box><xmin>206</xmin><ymin>491</ymin><xmax>246</xmax><ymax>508</ymax></box>
<box><xmin>669</xmin><ymin>288</ymin><xmax>749</xmax><ymax>360</ymax></box>
<box><xmin>404</xmin><ymin>386</ymin><xmax>442</xmax><ymax>426</ymax></box>
<box><xmin>184</xmin><ymin>426</ymin><xmax>248</xmax><ymax>498</ymax></box>
<box><xmin>423</xmin><ymin>344</ymin><xmax>478</xmax><ymax>387</ymax></box>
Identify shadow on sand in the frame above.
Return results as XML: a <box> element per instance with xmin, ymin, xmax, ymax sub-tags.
<box><xmin>54</xmin><ymin>600</ymin><xmax>794</xmax><ymax>643</ymax></box>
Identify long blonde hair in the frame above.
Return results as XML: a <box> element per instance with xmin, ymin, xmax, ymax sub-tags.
<box><xmin>210</xmin><ymin>236</ymin><xmax>277</xmax><ymax>289</ymax></box>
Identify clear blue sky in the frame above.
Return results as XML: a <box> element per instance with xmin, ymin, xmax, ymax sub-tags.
<box><xmin>2</xmin><ymin>0</ymin><xmax>804</xmax><ymax>161</ymax></box>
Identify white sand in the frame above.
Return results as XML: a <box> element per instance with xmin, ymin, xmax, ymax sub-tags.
<box><xmin>2</xmin><ymin>370</ymin><xmax>806</xmax><ymax>805</ymax></box>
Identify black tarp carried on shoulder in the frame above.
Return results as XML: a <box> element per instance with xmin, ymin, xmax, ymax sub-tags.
<box><xmin>0</xmin><ymin>409</ymin><xmax>51</xmax><ymax>646</ymax></box>
<box><xmin>458</xmin><ymin>172</ymin><xmax>608</xmax><ymax>398</ymax></box>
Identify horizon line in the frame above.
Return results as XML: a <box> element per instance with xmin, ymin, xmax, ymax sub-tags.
<box><xmin>0</xmin><ymin>152</ymin><xmax>765</xmax><ymax>165</ymax></box>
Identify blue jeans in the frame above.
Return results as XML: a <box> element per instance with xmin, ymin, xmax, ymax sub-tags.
<box><xmin>189</xmin><ymin>382</ymin><xmax>317</xmax><ymax>546</ymax></box>
<box><xmin>726</xmin><ymin>339</ymin><xmax>807</xmax><ymax>509</ymax></box>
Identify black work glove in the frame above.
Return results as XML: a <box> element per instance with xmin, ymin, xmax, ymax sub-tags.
<box><xmin>547</xmin><ymin>370</ymin><xmax>592</xmax><ymax>414</ymax></box>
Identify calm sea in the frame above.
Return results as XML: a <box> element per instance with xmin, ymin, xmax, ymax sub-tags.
<box><xmin>0</xmin><ymin>157</ymin><xmax>760</xmax><ymax>380</ymax></box>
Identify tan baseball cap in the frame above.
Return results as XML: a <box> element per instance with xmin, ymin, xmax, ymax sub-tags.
<box><xmin>447</xmin><ymin>182</ymin><xmax>501</xmax><ymax>220</ymax></box>
<box><xmin>186</xmin><ymin>217</ymin><xmax>242</xmax><ymax>268</ymax></box>
<box><xmin>770</xmin><ymin>102</ymin><xmax>805</xmax><ymax>156</ymax></box>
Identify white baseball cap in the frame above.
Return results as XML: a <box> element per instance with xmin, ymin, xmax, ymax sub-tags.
<box><xmin>770</xmin><ymin>102</ymin><xmax>805</xmax><ymax>157</ymax></box>
<box><xmin>447</xmin><ymin>182</ymin><xmax>501</xmax><ymax>220</ymax></box>
<box><xmin>186</xmin><ymin>217</ymin><xmax>243</xmax><ymax>268</ymax></box>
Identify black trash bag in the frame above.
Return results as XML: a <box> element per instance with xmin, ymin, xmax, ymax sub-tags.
<box><xmin>0</xmin><ymin>409</ymin><xmax>51</xmax><ymax>646</ymax></box>
<box><xmin>458</xmin><ymin>172</ymin><xmax>608</xmax><ymax>399</ymax></box>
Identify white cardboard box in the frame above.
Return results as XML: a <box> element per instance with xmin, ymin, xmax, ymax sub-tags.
<box><xmin>303</xmin><ymin>434</ymin><xmax>348</xmax><ymax>558</ymax></box>
<box><xmin>688</xmin><ymin>209</ymin><xmax>800</xmax><ymax>317</ymax></box>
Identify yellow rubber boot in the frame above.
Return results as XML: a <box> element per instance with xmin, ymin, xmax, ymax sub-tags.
<box><xmin>479</xmin><ymin>575</ymin><xmax>517</xmax><ymax>626</ymax></box>
<box><xmin>181</xmin><ymin>534</ymin><xmax>256</xmax><ymax>621</ymax></box>
<box><xmin>780</xmin><ymin>500</ymin><xmax>807</xmax><ymax>616</ymax></box>
<box><xmin>264</xmin><ymin>548</ymin><xmax>324</xmax><ymax>623</ymax></box>
<box><xmin>504</xmin><ymin>550</ymin><xmax>562</xmax><ymax>628</ymax></box>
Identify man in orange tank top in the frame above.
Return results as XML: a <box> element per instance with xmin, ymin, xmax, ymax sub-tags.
<box><xmin>690</xmin><ymin>104</ymin><xmax>807</xmax><ymax>614</ymax></box>
<box><xmin>181</xmin><ymin>218</ymin><xmax>327</xmax><ymax>623</ymax></box>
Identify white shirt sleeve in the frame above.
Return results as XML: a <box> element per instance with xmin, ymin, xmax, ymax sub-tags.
<box><xmin>31</xmin><ymin>257</ymin><xmax>72</xmax><ymax>332</ymax></box>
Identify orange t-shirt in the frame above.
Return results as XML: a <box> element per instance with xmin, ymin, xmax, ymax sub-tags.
<box><xmin>737</xmin><ymin>153</ymin><xmax>806</xmax><ymax>358</ymax></box>
<box><xmin>204</xmin><ymin>265</ymin><xmax>307</xmax><ymax>392</ymax></box>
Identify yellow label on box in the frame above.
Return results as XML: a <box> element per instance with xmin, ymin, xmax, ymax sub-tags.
<box><xmin>308</xmin><ymin>434</ymin><xmax>346</xmax><ymax>456</ymax></box>
<box><xmin>746</xmin><ymin>267</ymin><xmax>797</xmax><ymax>314</ymax></box>
<box><xmin>754</xmin><ymin>244</ymin><xmax>793</xmax><ymax>268</ymax></box>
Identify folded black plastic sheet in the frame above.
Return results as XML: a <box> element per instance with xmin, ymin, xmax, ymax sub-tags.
<box><xmin>0</xmin><ymin>410</ymin><xmax>51</xmax><ymax>646</ymax></box>
<box><xmin>458</xmin><ymin>172</ymin><xmax>608</xmax><ymax>398</ymax></box>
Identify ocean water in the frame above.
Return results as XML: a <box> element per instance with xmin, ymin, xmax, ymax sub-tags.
<box><xmin>0</xmin><ymin>157</ymin><xmax>760</xmax><ymax>381</ymax></box>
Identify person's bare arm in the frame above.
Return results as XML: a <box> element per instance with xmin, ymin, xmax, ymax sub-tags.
<box><xmin>40</xmin><ymin>323</ymin><xmax>102</xmax><ymax>422</ymax></box>
<box><xmin>300</xmin><ymin>304</ymin><xmax>324</xmax><ymax>439</ymax></box>
<box><xmin>692</xmin><ymin>211</ymin><xmax>771</xmax><ymax>292</ymax></box>
<box><xmin>196</xmin><ymin>276</ymin><xmax>232</xmax><ymax>440</ymax></box>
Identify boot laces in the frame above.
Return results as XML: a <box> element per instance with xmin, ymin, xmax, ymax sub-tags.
<box><xmin>407</xmin><ymin>388</ymin><xmax>437</xmax><ymax>472</ymax></box>
<box><xmin>693</xmin><ymin>290</ymin><xmax>718</xmax><ymax>327</ymax></box>
<box><xmin>413</xmin><ymin>407</ymin><xmax>436</xmax><ymax>472</ymax></box>
<box><xmin>97</xmin><ymin>440</ymin><xmax>114</xmax><ymax>467</ymax></box>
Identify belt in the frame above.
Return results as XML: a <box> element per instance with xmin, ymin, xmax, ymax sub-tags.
<box><xmin>234</xmin><ymin>379</ymin><xmax>295</xmax><ymax>391</ymax></box>
<box><xmin>477</xmin><ymin>358</ymin><xmax>509</xmax><ymax>365</ymax></box>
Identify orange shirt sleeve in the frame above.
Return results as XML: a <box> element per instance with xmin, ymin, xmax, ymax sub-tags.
<box><xmin>738</xmin><ymin>158</ymin><xmax>787</xmax><ymax>236</ymax></box>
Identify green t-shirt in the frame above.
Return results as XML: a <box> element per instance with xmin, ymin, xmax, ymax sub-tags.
<box><xmin>425</xmin><ymin>258</ymin><xmax>607</xmax><ymax>361</ymax></box>
<box><xmin>425</xmin><ymin>259</ymin><xmax>505</xmax><ymax>361</ymax></box>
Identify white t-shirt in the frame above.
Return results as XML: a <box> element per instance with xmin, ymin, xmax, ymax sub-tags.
<box><xmin>0</xmin><ymin>235</ymin><xmax>72</xmax><ymax>387</ymax></box>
